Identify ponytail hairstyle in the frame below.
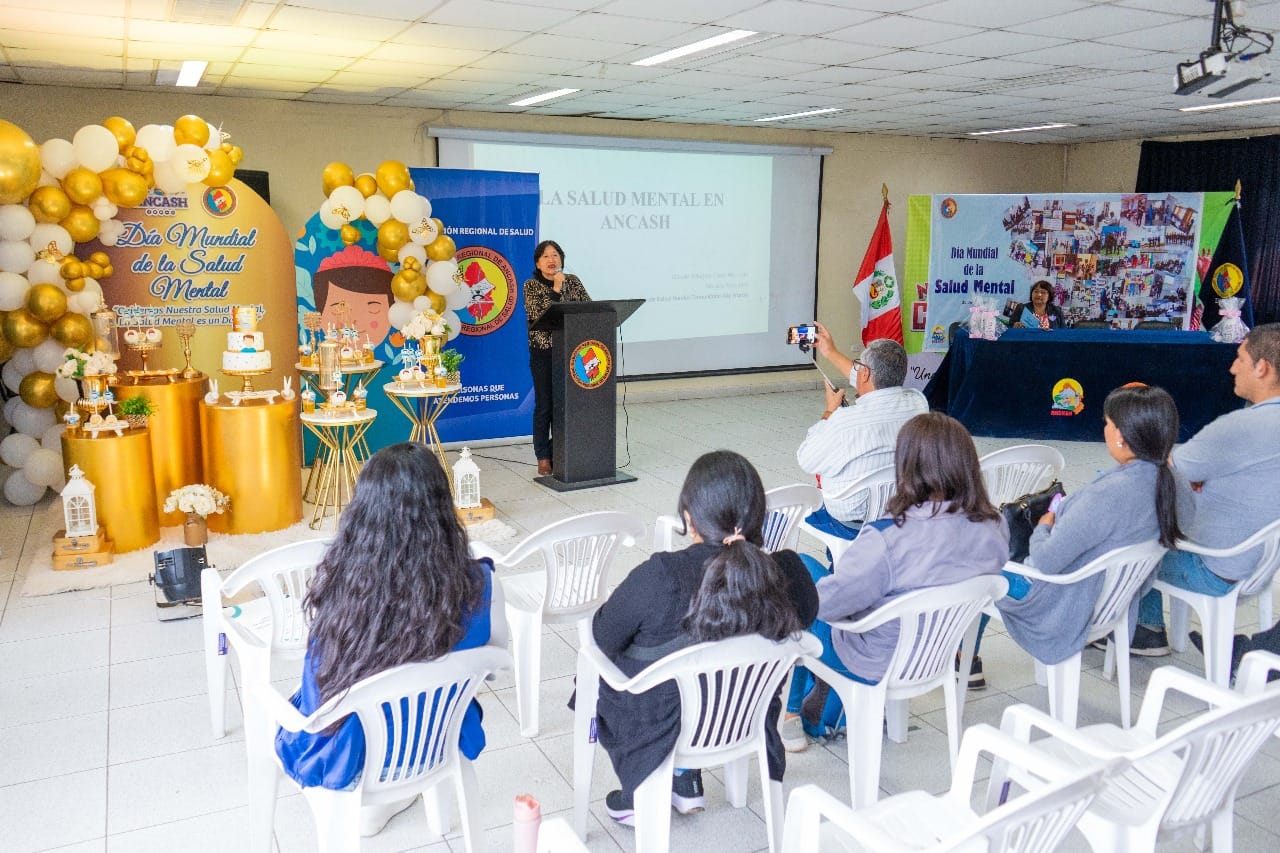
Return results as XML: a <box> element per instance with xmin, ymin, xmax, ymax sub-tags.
<box><xmin>1103</xmin><ymin>384</ymin><xmax>1183</xmax><ymax>548</ymax></box>
<box><xmin>677</xmin><ymin>451</ymin><xmax>802</xmax><ymax>642</ymax></box>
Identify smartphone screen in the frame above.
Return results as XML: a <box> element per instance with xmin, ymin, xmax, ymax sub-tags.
<box><xmin>787</xmin><ymin>324</ymin><xmax>817</xmax><ymax>345</ymax></box>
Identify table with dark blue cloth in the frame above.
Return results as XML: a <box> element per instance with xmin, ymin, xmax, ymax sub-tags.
<box><xmin>923</xmin><ymin>326</ymin><xmax>1242</xmax><ymax>442</ymax></box>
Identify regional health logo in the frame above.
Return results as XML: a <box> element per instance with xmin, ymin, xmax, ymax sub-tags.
<box><xmin>455</xmin><ymin>246</ymin><xmax>516</xmax><ymax>335</ymax></box>
<box><xmin>570</xmin><ymin>340</ymin><xmax>611</xmax><ymax>390</ymax></box>
<box><xmin>939</xmin><ymin>197</ymin><xmax>958</xmax><ymax>219</ymax></box>
<box><xmin>202</xmin><ymin>186</ymin><xmax>237</xmax><ymax>218</ymax></box>
<box><xmin>1211</xmin><ymin>262</ymin><xmax>1244</xmax><ymax>298</ymax></box>
<box><xmin>1050</xmin><ymin>378</ymin><xmax>1084</xmax><ymax>417</ymax></box>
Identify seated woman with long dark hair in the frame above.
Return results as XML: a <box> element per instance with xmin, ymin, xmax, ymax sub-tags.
<box><xmin>787</xmin><ymin>413</ymin><xmax>1009</xmax><ymax>737</ymax></box>
<box><xmin>275</xmin><ymin>442</ymin><xmax>506</xmax><ymax>833</ymax></box>
<box><xmin>997</xmin><ymin>385</ymin><xmax>1192</xmax><ymax>663</ymax></box>
<box><xmin>592</xmin><ymin>450</ymin><xmax>818</xmax><ymax>827</ymax></box>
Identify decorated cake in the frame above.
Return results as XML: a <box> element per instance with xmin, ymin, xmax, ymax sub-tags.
<box><xmin>222</xmin><ymin>305</ymin><xmax>272</xmax><ymax>371</ymax></box>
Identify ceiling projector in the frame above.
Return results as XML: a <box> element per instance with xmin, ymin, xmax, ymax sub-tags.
<box><xmin>1175</xmin><ymin>0</ymin><xmax>1274</xmax><ymax>97</ymax></box>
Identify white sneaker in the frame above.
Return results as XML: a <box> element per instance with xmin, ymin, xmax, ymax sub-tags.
<box><xmin>779</xmin><ymin>713</ymin><xmax>808</xmax><ymax>753</ymax></box>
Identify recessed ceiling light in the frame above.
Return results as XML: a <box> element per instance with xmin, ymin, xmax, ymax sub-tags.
<box><xmin>176</xmin><ymin>60</ymin><xmax>207</xmax><ymax>87</ymax></box>
<box><xmin>509</xmin><ymin>88</ymin><xmax>580</xmax><ymax>107</ymax></box>
<box><xmin>632</xmin><ymin>30</ymin><xmax>758</xmax><ymax>67</ymax></box>
<box><xmin>1179</xmin><ymin>94</ymin><xmax>1280</xmax><ymax>112</ymax></box>
<box><xmin>967</xmin><ymin>122</ymin><xmax>1076</xmax><ymax>136</ymax></box>
<box><xmin>754</xmin><ymin>108</ymin><xmax>842</xmax><ymax>122</ymax></box>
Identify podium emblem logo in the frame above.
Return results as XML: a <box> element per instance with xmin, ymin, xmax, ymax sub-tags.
<box><xmin>570</xmin><ymin>340</ymin><xmax>611</xmax><ymax>390</ymax></box>
<box><xmin>455</xmin><ymin>246</ymin><xmax>517</xmax><ymax>336</ymax></box>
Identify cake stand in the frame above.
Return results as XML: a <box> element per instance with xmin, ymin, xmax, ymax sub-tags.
<box><xmin>221</xmin><ymin>367</ymin><xmax>271</xmax><ymax>393</ymax></box>
<box><xmin>124</xmin><ymin>340</ymin><xmax>180</xmax><ymax>381</ymax></box>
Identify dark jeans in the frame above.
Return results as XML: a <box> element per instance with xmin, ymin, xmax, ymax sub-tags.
<box><xmin>529</xmin><ymin>347</ymin><xmax>553</xmax><ymax>461</ymax></box>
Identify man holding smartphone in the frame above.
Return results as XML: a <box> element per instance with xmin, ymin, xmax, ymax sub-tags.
<box><xmin>796</xmin><ymin>323</ymin><xmax>927</xmax><ymax>541</ymax></box>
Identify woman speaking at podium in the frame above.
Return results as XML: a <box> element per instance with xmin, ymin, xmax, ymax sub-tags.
<box><xmin>524</xmin><ymin>239</ymin><xmax>592</xmax><ymax>476</ymax></box>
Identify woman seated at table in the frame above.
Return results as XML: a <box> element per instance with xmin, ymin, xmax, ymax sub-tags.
<box><xmin>275</xmin><ymin>442</ymin><xmax>506</xmax><ymax>834</ymax></box>
<box><xmin>592</xmin><ymin>450</ymin><xmax>818</xmax><ymax>827</ymax></box>
<box><xmin>996</xmin><ymin>384</ymin><xmax>1192</xmax><ymax>664</ymax></box>
<box><xmin>788</xmin><ymin>412</ymin><xmax>1008</xmax><ymax>739</ymax></box>
<box><xmin>1009</xmin><ymin>280</ymin><xmax>1066</xmax><ymax>329</ymax></box>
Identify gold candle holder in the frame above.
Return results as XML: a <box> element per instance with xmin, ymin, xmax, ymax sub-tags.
<box><xmin>176</xmin><ymin>320</ymin><xmax>199</xmax><ymax>378</ymax></box>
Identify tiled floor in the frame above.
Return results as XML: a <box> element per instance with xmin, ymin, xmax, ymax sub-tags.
<box><xmin>1</xmin><ymin>388</ymin><xmax>1278</xmax><ymax>852</ymax></box>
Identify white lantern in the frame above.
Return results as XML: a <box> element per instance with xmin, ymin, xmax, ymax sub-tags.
<box><xmin>452</xmin><ymin>447</ymin><xmax>481</xmax><ymax>509</ymax></box>
<box><xmin>61</xmin><ymin>464</ymin><xmax>97</xmax><ymax>536</ymax></box>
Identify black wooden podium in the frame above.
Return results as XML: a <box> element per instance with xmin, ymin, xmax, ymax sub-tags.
<box><xmin>530</xmin><ymin>298</ymin><xmax>644</xmax><ymax>491</ymax></box>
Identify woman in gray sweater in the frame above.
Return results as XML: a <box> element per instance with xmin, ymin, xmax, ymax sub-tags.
<box><xmin>997</xmin><ymin>384</ymin><xmax>1193</xmax><ymax>664</ymax></box>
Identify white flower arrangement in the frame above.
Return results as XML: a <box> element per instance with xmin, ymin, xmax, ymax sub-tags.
<box><xmin>57</xmin><ymin>348</ymin><xmax>118</xmax><ymax>379</ymax></box>
<box><xmin>164</xmin><ymin>484</ymin><xmax>230</xmax><ymax>518</ymax></box>
<box><xmin>400</xmin><ymin>309</ymin><xmax>449</xmax><ymax>340</ymax></box>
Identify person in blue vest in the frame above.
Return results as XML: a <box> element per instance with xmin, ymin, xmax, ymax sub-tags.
<box><xmin>275</xmin><ymin>442</ymin><xmax>506</xmax><ymax>836</ymax></box>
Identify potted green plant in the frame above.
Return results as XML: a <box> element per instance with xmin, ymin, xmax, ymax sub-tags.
<box><xmin>440</xmin><ymin>348</ymin><xmax>465</xmax><ymax>385</ymax></box>
<box><xmin>118</xmin><ymin>395</ymin><xmax>156</xmax><ymax>429</ymax></box>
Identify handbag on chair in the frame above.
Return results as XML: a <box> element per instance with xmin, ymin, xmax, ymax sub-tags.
<box><xmin>1001</xmin><ymin>481</ymin><xmax>1065</xmax><ymax>562</ymax></box>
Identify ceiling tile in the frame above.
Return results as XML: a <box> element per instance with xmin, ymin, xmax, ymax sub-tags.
<box><xmin>827</xmin><ymin>15</ymin><xmax>983</xmax><ymax>49</ymax></box>
<box><xmin>545</xmin><ymin>12</ymin><xmax>696</xmax><ymax>43</ymax></box>
<box><xmin>503</xmin><ymin>33</ymin><xmax>641</xmax><ymax>60</ymax></box>
<box><xmin>128</xmin><ymin>20</ymin><xmax>256</xmax><ymax>46</ymax></box>
<box><xmin>927</xmin><ymin>30</ymin><xmax>1071</xmax><ymax>59</ymax></box>
<box><xmin>249</xmin><ymin>30</ymin><xmax>380</xmax><ymax>57</ymax></box>
<box><xmin>426</xmin><ymin>0</ymin><xmax>581</xmax><ymax>30</ymax></box>
<box><xmin>393</xmin><ymin>23</ymin><xmax>528</xmax><ymax>51</ymax></box>
<box><xmin>285</xmin><ymin>0</ymin><xmax>444</xmax><ymax>19</ymax></box>
<box><xmin>265</xmin><ymin>6</ymin><xmax>407</xmax><ymax>40</ymax></box>
<box><xmin>127</xmin><ymin>41</ymin><xmax>246</xmax><ymax>62</ymax></box>
<box><xmin>718</xmin><ymin>0</ymin><xmax>880</xmax><ymax>36</ymax></box>
<box><xmin>1010</xmin><ymin>5</ymin><xmax>1187</xmax><ymax>40</ymax></box>
<box><xmin>594</xmin><ymin>0</ymin><xmax>766</xmax><ymax>26</ymax></box>
<box><xmin>910</xmin><ymin>0</ymin><xmax>1091</xmax><ymax>27</ymax></box>
<box><xmin>748</xmin><ymin>36</ymin><xmax>889</xmax><ymax>65</ymax></box>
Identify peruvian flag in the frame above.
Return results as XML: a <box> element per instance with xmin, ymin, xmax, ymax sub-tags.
<box><xmin>852</xmin><ymin>199</ymin><xmax>904</xmax><ymax>345</ymax></box>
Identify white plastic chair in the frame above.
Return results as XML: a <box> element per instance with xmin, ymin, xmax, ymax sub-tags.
<box><xmin>798</xmin><ymin>464</ymin><xmax>896</xmax><ymax>565</ymax></box>
<box><xmin>978</xmin><ymin>444</ymin><xmax>1065</xmax><ymax>506</ymax></box>
<box><xmin>652</xmin><ymin>483</ymin><xmax>823</xmax><ymax>552</ymax></box>
<box><xmin>537</xmin><ymin>816</ymin><xmax>590</xmax><ymax>852</ymax></box>
<box><xmin>472</xmin><ymin>511</ymin><xmax>645</xmax><ymax>737</ymax></box>
<box><xmin>780</xmin><ymin>724</ymin><xmax>1114</xmax><ymax>853</ymax></box>
<box><xmin>248</xmin><ymin>646</ymin><xmax>512</xmax><ymax>853</ymax></box>
<box><xmin>1156</xmin><ymin>517</ymin><xmax>1280</xmax><ymax>686</ymax></box>
<box><xmin>990</xmin><ymin>651</ymin><xmax>1280</xmax><ymax>853</ymax></box>
<box><xmin>803</xmin><ymin>574</ymin><xmax>1009</xmax><ymax>808</ymax></box>
<box><xmin>573</xmin><ymin>630</ymin><xmax>823</xmax><ymax>852</ymax></box>
<box><xmin>1001</xmin><ymin>539</ymin><xmax>1166</xmax><ymax>729</ymax></box>
<box><xmin>201</xmin><ymin>538</ymin><xmax>332</xmax><ymax>739</ymax></box>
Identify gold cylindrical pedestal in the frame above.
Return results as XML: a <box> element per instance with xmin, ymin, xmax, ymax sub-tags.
<box><xmin>117</xmin><ymin>374</ymin><xmax>208</xmax><ymax>526</ymax></box>
<box><xmin>200</xmin><ymin>396</ymin><xmax>303</xmax><ymax>535</ymax></box>
<box><xmin>62</xmin><ymin>428</ymin><xmax>160</xmax><ymax>553</ymax></box>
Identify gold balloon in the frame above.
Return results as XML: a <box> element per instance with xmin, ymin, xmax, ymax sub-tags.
<box><xmin>60</xmin><ymin>258</ymin><xmax>84</xmax><ymax>281</ymax></box>
<box><xmin>204</xmin><ymin>148</ymin><xmax>234</xmax><ymax>187</ymax></box>
<box><xmin>0</xmin><ymin>119</ymin><xmax>41</xmax><ymax>205</ymax></box>
<box><xmin>173</xmin><ymin>114</ymin><xmax>210</xmax><ymax>147</ymax></box>
<box><xmin>125</xmin><ymin>147</ymin><xmax>153</xmax><ymax>178</ymax></box>
<box><xmin>339</xmin><ymin>224</ymin><xmax>361</xmax><ymax>246</ymax></box>
<box><xmin>26</xmin><ymin>283</ymin><xmax>68</xmax><ymax>323</ymax></box>
<box><xmin>60</xmin><ymin>205</ymin><xmax>100</xmax><ymax>244</ymax></box>
<box><xmin>29</xmin><ymin>185</ymin><xmax>72</xmax><ymax>223</ymax></box>
<box><xmin>401</xmin><ymin>256</ymin><xmax>422</xmax><ymax>273</ymax></box>
<box><xmin>427</xmin><ymin>289</ymin><xmax>446</xmax><ymax>314</ymax></box>
<box><xmin>391</xmin><ymin>271</ymin><xmax>427</xmax><ymax>302</ymax></box>
<box><xmin>51</xmin><ymin>311</ymin><xmax>93</xmax><ymax>347</ymax></box>
<box><xmin>353</xmin><ymin>173</ymin><xmax>378</xmax><ymax>198</ymax></box>
<box><xmin>103</xmin><ymin>116</ymin><xmax>136</xmax><ymax>153</ymax></box>
<box><xmin>376</xmin><ymin>241</ymin><xmax>400</xmax><ymax>263</ymax></box>
<box><xmin>89</xmin><ymin>251</ymin><xmax>110</xmax><ymax>266</ymax></box>
<box><xmin>3</xmin><ymin>308</ymin><xmax>49</xmax><ymax>348</ymax></box>
<box><xmin>0</xmin><ymin>332</ymin><xmax>14</xmax><ymax>363</ymax></box>
<box><xmin>378</xmin><ymin>219</ymin><xmax>410</xmax><ymax>252</ymax></box>
<box><xmin>375</xmin><ymin>160</ymin><xmax>411</xmax><ymax>197</ymax></box>
<box><xmin>226</xmin><ymin>145</ymin><xmax>244</xmax><ymax>166</ymax></box>
<box><xmin>19</xmin><ymin>371</ymin><xmax>57</xmax><ymax>409</ymax></box>
<box><xmin>424</xmin><ymin>233</ymin><xmax>457</xmax><ymax>262</ymax></box>
<box><xmin>66</xmin><ymin>277</ymin><xmax>86</xmax><ymax>292</ymax></box>
<box><xmin>322</xmin><ymin>162</ymin><xmax>355</xmax><ymax>196</ymax></box>
<box><xmin>399</xmin><ymin>266</ymin><xmax>420</xmax><ymax>284</ymax></box>
<box><xmin>100</xmin><ymin>167</ymin><xmax>149</xmax><ymax>207</ymax></box>
<box><xmin>62</xmin><ymin>166</ymin><xmax>104</xmax><ymax>205</ymax></box>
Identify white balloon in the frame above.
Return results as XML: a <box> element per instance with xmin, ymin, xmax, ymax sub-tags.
<box><xmin>388</xmin><ymin>299</ymin><xmax>414</xmax><ymax>331</ymax></box>
<box><xmin>91</xmin><ymin>197</ymin><xmax>118</xmax><ymax>221</ymax></box>
<box><xmin>364</xmin><ymin>194</ymin><xmax>391</xmax><ymax>227</ymax></box>
<box><xmin>72</xmin><ymin>125</ymin><xmax>119</xmax><ymax>172</ymax></box>
<box><xmin>2</xmin><ymin>360</ymin><xmax>26</xmax><ymax>394</ymax></box>
<box><xmin>10</xmin><ymin>346</ymin><xmax>36</xmax><ymax>376</ymax></box>
<box><xmin>318</xmin><ymin>201</ymin><xmax>345</xmax><ymax>231</ymax></box>
<box><xmin>37</xmin><ymin>170</ymin><xmax>57</xmax><ymax>188</ymax></box>
<box><xmin>0</xmin><ymin>432</ymin><xmax>38</xmax><ymax>467</ymax></box>
<box><xmin>30</xmin><ymin>223</ymin><xmax>73</xmax><ymax>257</ymax></box>
<box><xmin>23</xmin><ymin>448</ymin><xmax>65</xmax><ymax>489</ymax></box>
<box><xmin>407</xmin><ymin>215</ymin><xmax>439</xmax><ymax>246</ymax></box>
<box><xmin>0</xmin><ymin>270</ymin><xmax>28</xmax><ymax>309</ymax></box>
<box><xmin>54</xmin><ymin>374</ymin><xmax>79</xmax><ymax>404</ymax></box>
<box><xmin>328</xmin><ymin>186</ymin><xmax>364</xmax><ymax>222</ymax></box>
<box><xmin>25</xmin><ymin>259</ymin><xmax>60</xmax><ymax>286</ymax></box>
<box><xmin>97</xmin><ymin>219</ymin><xmax>124</xmax><ymax>247</ymax></box>
<box><xmin>153</xmin><ymin>156</ymin><xmax>188</xmax><ymax>195</ymax></box>
<box><xmin>3</xmin><ymin>470</ymin><xmax>46</xmax><ymax>506</ymax></box>
<box><xmin>442</xmin><ymin>310</ymin><xmax>461</xmax><ymax>341</ymax></box>
<box><xmin>135</xmin><ymin>124</ymin><xmax>175</xmax><ymax>164</ymax></box>
<box><xmin>426</xmin><ymin>259</ymin><xmax>461</xmax><ymax>295</ymax></box>
<box><xmin>33</xmin><ymin>338</ymin><xmax>66</xmax><ymax>373</ymax></box>
<box><xmin>69</xmin><ymin>277</ymin><xmax>103</xmax><ymax>314</ymax></box>
<box><xmin>398</xmin><ymin>243</ymin><xmax>427</xmax><ymax>265</ymax></box>
<box><xmin>0</xmin><ymin>240</ymin><xmax>35</xmax><ymax>273</ymax></box>
<box><xmin>389</xmin><ymin>190</ymin><xmax>426</xmax><ymax>225</ymax></box>
<box><xmin>39</xmin><ymin>138</ymin><xmax>77</xmax><ymax>179</ymax></box>
<box><xmin>0</xmin><ymin>204</ymin><xmax>36</xmax><ymax>241</ymax></box>
<box><xmin>203</xmin><ymin>121</ymin><xmax>222</xmax><ymax>151</ymax></box>
<box><xmin>445</xmin><ymin>282</ymin><xmax>472</xmax><ymax>311</ymax></box>
<box><xmin>173</xmin><ymin>144</ymin><xmax>211</xmax><ymax>183</ymax></box>
<box><xmin>3</xmin><ymin>394</ymin><xmax>21</xmax><ymax>423</ymax></box>
<box><xmin>41</xmin><ymin>423</ymin><xmax>65</xmax><ymax>451</ymax></box>
<box><xmin>10</xmin><ymin>400</ymin><xmax>56</xmax><ymax>438</ymax></box>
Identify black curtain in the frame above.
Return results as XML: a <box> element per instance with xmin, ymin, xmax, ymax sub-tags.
<box><xmin>1136</xmin><ymin>135</ymin><xmax>1280</xmax><ymax>324</ymax></box>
